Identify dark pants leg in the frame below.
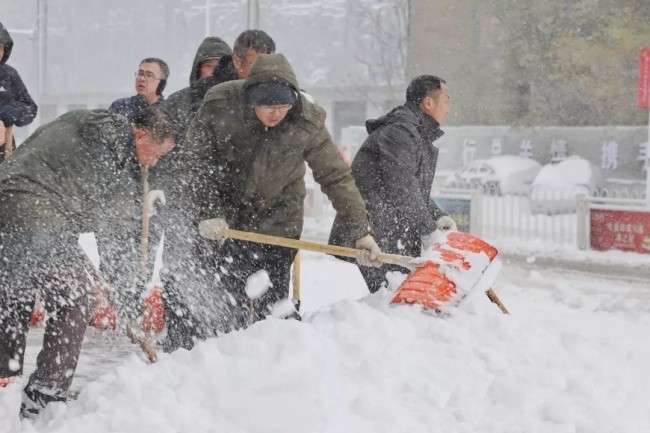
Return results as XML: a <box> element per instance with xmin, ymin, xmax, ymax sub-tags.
<box><xmin>217</xmin><ymin>240</ymin><xmax>297</xmax><ymax>327</ymax></box>
<box><xmin>0</xmin><ymin>288</ymin><xmax>35</xmax><ymax>378</ymax></box>
<box><xmin>358</xmin><ymin>228</ymin><xmax>421</xmax><ymax>293</ymax></box>
<box><xmin>26</xmin><ymin>268</ymin><xmax>90</xmax><ymax>394</ymax></box>
<box><xmin>358</xmin><ymin>265</ymin><xmax>389</xmax><ymax>294</ymax></box>
<box><xmin>0</xmin><ymin>231</ymin><xmax>89</xmax><ymax>397</ymax></box>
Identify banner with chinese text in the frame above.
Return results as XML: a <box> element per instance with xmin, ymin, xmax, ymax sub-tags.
<box><xmin>591</xmin><ymin>209</ymin><xmax>650</xmax><ymax>253</ymax></box>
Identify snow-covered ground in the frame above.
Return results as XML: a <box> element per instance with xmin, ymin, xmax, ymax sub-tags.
<box><xmin>2</xmin><ymin>238</ymin><xmax>650</xmax><ymax>432</ymax></box>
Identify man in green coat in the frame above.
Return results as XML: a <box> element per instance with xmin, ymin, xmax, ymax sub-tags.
<box><xmin>0</xmin><ymin>107</ymin><xmax>175</xmax><ymax>419</ymax></box>
<box><xmin>162</xmin><ymin>53</ymin><xmax>381</xmax><ymax>350</ymax></box>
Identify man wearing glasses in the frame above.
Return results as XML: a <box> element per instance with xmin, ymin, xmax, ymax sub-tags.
<box><xmin>161</xmin><ymin>53</ymin><xmax>381</xmax><ymax>352</ymax></box>
<box><xmin>109</xmin><ymin>58</ymin><xmax>169</xmax><ymax>120</ymax></box>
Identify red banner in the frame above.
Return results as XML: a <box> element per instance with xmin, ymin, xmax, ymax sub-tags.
<box><xmin>591</xmin><ymin>209</ymin><xmax>650</xmax><ymax>253</ymax></box>
<box><xmin>638</xmin><ymin>48</ymin><xmax>650</xmax><ymax>109</ymax></box>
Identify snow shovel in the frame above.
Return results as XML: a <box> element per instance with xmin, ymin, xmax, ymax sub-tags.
<box><xmin>198</xmin><ymin>220</ymin><xmax>508</xmax><ymax>313</ymax></box>
<box><xmin>390</xmin><ymin>231</ymin><xmax>508</xmax><ymax>314</ymax></box>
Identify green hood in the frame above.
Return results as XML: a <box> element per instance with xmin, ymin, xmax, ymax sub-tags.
<box><xmin>189</xmin><ymin>37</ymin><xmax>232</xmax><ymax>86</ymax></box>
<box><xmin>242</xmin><ymin>53</ymin><xmax>300</xmax><ymax>94</ymax></box>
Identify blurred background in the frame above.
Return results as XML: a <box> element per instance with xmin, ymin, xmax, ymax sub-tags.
<box><xmin>2</xmin><ymin>0</ymin><xmax>649</xmax><ymax>181</ymax></box>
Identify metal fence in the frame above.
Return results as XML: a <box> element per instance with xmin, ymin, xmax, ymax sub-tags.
<box><xmin>433</xmin><ymin>186</ymin><xmax>650</xmax><ymax>248</ymax></box>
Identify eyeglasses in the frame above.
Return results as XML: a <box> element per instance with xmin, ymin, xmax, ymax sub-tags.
<box><xmin>256</xmin><ymin>104</ymin><xmax>293</xmax><ymax>114</ymax></box>
<box><xmin>135</xmin><ymin>70</ymin><xmax>162</xmax><ymax>81</ymax></box>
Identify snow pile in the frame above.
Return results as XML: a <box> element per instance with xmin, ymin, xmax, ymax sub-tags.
<box><xmin>3</xmin><ymin>268</ymin><xmax>650</xmax><ymax>433</ymax></box>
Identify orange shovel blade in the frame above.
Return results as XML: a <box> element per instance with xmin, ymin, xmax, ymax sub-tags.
<box><xmin>391</xmin><ymin>232</ymin><xmax>499</xmax><ymax>311</ymax></box>
<box><xmin>446</xmin><ymin>232</ymin><xmax>498</xmax><ymax>261</ymax></box>
<box><xmin>141</xmin><ymin>286</ymin><xmax>166</xmax><ymax>333</ymax></box>
<box><xmin>89</xmin><ymin>285</ymin><xmax>117</xmax><ymax>330</ymax></box>
<box><xmin>391</xmin><ymin>262</ymin><xmax>457</xmax><ymax>310</ymax></box>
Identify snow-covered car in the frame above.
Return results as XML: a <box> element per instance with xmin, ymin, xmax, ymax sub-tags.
<box><xmin>444</xmin><ymin>155</ymin><xmax>542</xmax><ymax>195</ymax></box>
<box><xmin>529</xmin><ymin>156</ymin><xmax>605</xmax><ymax>215</ymax></box>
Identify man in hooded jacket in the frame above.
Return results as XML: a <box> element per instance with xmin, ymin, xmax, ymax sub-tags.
<box><xmin>165</xmin><ymin>36</ymin><xmax>233</xmax><ymax>141</ymax></box>
<box><xmin>0</xmin><ymin>107</ymin><xmax>175</xmax><ymax>419</ymax></box>
<box><xmin>166</xmin><ymin>30</ymin><xmax>275</xmax><ymax>143</ymax></box>
<box><xmin>161</xmin><ymin>53</ymin><xmax>381</xmax><ymax>351</ymax></box>
<box><xmin>329</xmin><ymin>75</ymin><xmax>457</xmax><ymax>293</ymax></box>
<box><xmin>0</xmin><ymin>22</ymin><xmax>38</xmax><ymax>163</ymax></box>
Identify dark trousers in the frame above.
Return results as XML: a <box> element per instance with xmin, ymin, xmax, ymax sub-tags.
<box><xmin>358</xmin><ymin>264</ymin><xmax>404</xmax><ymax>293</ymax></box>
<box><xmin>358</xmin><ymin>229</ymin><xmax>420</xmax><ymax>294</ymax></box>
<box><xmin>215</xmin><ymin>239</ymin><xmax>297</xmax><ymax>328</ymax></box>
<box><xmin>0</xmin><ymin>230</ymin><xmax>89</xmax><ymax>397</ymax></box>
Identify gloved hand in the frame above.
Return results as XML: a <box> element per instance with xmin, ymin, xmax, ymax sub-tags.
<box><xmin>147</xmin><ymin>190</ymin><xmax>166</xmax><ymax>217</ymax></box>
<box><xmin>421</xmin><ymin>231</ymin><xmax>439</xmax><ymax>252</ymax></box>
<box><xmin>0</xmin><ymin>105</ymin><xmax>20</xmax><ymax>127</ymax></box>
<box><xmin>355</xmin><ymin>235</ymin><xmax>382</xmax><ymax>267</ymax></box>
<box><xmin>436</xmin><ymin>215</ymin><xmax>458</xmax><ymax>231</ymax></box>
<box><xmin>198</xmin><ymin>218</ymin><xmax>229</xmax><ymax>244</ymax></box>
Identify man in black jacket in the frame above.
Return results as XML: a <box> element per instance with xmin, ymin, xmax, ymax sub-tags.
<box><xmin>0</xmin><ymin>107</ymin><xmax>175</xmax><ymax>419</ymax></box>
<box><xmin>0</xmin><ymin>22</ymin><xmax>38</xmax><ymax>163</ymax></box>
<box><xmin>329</xmin><ymin>75</ymin><xmax>457</xmax><ymax>293</ymax></box>
<box><xmin>165</xmin><ymin>36</ymin><xmax>232</xmax><ymax>141</ymax></box>
<box><xmin>109</xmin><ymin>58</ymin><xmax>169</xmax><ymax>120</ymax></box>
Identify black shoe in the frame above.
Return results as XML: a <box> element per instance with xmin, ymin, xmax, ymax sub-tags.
<box><xmin>19</xmin><ymin>387</ymin><xmax>68</xmax><ymax>420</ymax></box>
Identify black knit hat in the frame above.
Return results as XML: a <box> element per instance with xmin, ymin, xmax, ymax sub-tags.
<box><xmin>248</xmin><ymin>82</ymin><xmax>297</xmax><ymax>106</ymax></box>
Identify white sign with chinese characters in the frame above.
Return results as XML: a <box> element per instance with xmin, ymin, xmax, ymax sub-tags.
<box><xmin>601</xmin><ymin>140</ymin><xmax>619</xmax><ymax>170</ymax></box>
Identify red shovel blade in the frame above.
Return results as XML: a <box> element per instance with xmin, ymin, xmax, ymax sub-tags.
<box><xmin>391</xmin><ymin>262</ymin><xmax>457</xmax><ymax>309</ymax></box>
<box><xmin>30</xmin><ymin>300</ymin><xmax>45</xmax><ymax>327</ymax></box>
<box><xmin>446</xmin><ymin>232</ymin><xmax>498</xmax><ymax>261</ymax></box>
<box><xmin>0</xmin><ymin>375</ymin><xmax>21</xmax><ymax>388</ymax></box>
<box><xmin>141</xmin><ymin>286</ymin><xmax>165</xmax><ymax>333</ymax></box>
<box><xmin>391</xmin><ymin>232</ymin><xmax>499</xmax><ymax>311</ymax></box>
<box><xmin>89</xmin><ymin>284</ymin><xmax>117</xmax><ymax>330</ymax></box>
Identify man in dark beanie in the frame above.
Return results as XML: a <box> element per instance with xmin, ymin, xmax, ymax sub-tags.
<box><xmin>329</xmin><ymin>75</ymin><xmax>456</xmax><ymax>293</ymax></box>
<box><xmin>0</xmin><ymin>22</ymin><xmax>38</xmax><ymax>163</ymax></box>
<box><xmin>160</xmin><ymin>53</ymin><xmax>381</xmax><ymax>352</ymax></box>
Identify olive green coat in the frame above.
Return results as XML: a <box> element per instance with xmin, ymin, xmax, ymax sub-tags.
<box><xmin>176</xmin><ymin>53</ymin><xmax>370</xmax><ymax>241</ymax></box>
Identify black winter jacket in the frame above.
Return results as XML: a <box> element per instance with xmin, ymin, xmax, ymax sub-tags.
<box><xmin>108</xmin><ymin>94</ymin><xmax>165</xmax><ymax>121</ymax></box>
<box><xmin>165</xmin><ymin>37</ymin><xmax>233</xmax><ymax>141</ymax></box>
<box><xmin>329</xmin><ymin>102</ymin><xmax>446</xmax><ymax>256</ymax></box>
<box><xmin>0</xmin><ymin>22</ymin><xmax>38</xmax><ymax>161</ymax></box>
<box><xmin>166</xmin><ymin>57</ymin><xmax>237</xmax><ymax>142</ymax></box>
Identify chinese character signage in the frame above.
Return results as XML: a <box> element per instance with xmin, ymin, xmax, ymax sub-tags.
<box><xmin>550</xmin><ymin>138</ymin><xmax>568</xmax><ymax>162</ymax></box>
<box><xmin>491</xmin><ymin>138</ymin><xmax>502</xmax><ymax>156</ymax></box>
<box><xmin>601</xmin><ymin>140</ymin><xmax>619</xmax><ymax>170</ymax></box>
<box><xmin>591</xmin><ymin>209</ymin><xmax>650</xmax><ymax>253</ymax></box>
<box><xmin>519</xmin><ymin>139</ymin><xmax>533</xmax><ymax>159</ymax></box>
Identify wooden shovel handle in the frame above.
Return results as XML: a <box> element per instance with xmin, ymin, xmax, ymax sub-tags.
<box><xmin>221</xmin><ymin>228</ymin><xmax>422</xmax><ymax>269</ymax></box>
<box><xmin>140</xmin><ymin>166</ymin><xmax>150</xmax><ymax>279</ymax></box>
<box><xmin>3</xmin><ymin>126</ymin><xmax>13</xmax><ymax>159</ymax></box>
<box><xmin>486</xmin><ymin>288</ymin><xmax>510</xmax><ymax>314</ymax></box>
<box><xmin>126</xmin><ymin>324</ymin><xmax>158</xmax><ymax>363</ymax></box>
